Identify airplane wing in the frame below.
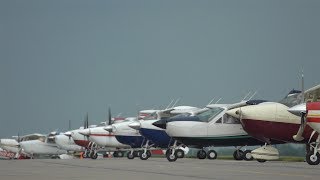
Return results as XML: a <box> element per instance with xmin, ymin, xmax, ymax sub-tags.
<box><xmin>304</xmin><ymin>84</ymin><xmax>320</xmax><ymax>102</ymax></box>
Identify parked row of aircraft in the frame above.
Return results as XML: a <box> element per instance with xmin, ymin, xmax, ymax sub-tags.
<box><xmin>1</xmin><ymin>79</ymin><xmax>320</xmax><ymax>165</ymax></box>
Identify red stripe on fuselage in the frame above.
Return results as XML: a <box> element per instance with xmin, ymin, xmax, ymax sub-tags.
<box><xmin>73</xmin><ymin>140</ymin><xmax>90</xmax><ymax>147</ymax></box>
<box><xmin>308</xmin><ymin>118</ymin><xmax>320</xmax><ymax>123</ymax></box>
<box><xmin>307</xmin><ymin>102</ymin><xmax>320</xmax><ymax>111</ymax></box>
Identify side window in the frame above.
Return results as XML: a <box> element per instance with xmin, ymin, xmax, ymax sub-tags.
<box><xmin>223</xmin><ymin>114</ymin><xmax>240</xmax><ymax>124</ymax></box>
<box><xmin>215</xmin><ymin>117</ymin><xmax>222</xmax><ymax>123</ymax></box>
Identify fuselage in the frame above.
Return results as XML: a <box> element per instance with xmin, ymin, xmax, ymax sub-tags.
<box><xmin>0</xmin><ymin>139</ymin><xmax>19</xmax><ymax>153</ymax></box>
<box><xmin>79</xmin><ymin>126</ymin><xmax>130</xmax><ymax>149</ymax></box>
<box><xmin>20</xmin><ymin>139</ymin><xmax>67</xmax><ymax>155</ymax></box>
<box><xmin>139</xmin><ymin>120</ymin><xmax>173</xmax><ymax>148</ymax></box>
<box><xmin>70</xmin><ymin>129</ymin><xmax>91</xmax><ymax>148</ymax></box>
<box><xmin>55</xmin><ymin>134</ymin><xmax>84</xmax><ymax>152</ymax></box>
<box><xmin>163</xmin><ymin>104</ymin><xmax>265</xmax><ymax>148</ymax></box>
<box><xmin>307</xmin><ymin>102</ymin><xmax>320</xmax><ymax>134</ymax></box>
<box><xmin>227</xmin><ymin>102</ymin><xmax>317</xmax><ymax>143</ymax></box>
<box><xmin>112</xmin><ymin>119</ymin><xmax>146</xmax><ymax>148</ymax></box>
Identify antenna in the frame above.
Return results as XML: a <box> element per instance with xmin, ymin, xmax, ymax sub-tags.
<box><xmin>207</xmin><ymin>97</ymin><xmax>215</xmax><ymax>105</ymax></box>
<box><xmin>241</xmin><ymin>92</ymin><xmax>251</xmax><ymax>101</ymax></box>
<box><xmin>171</xmin><ymin>98</ymin><xmax>180</xmax><ymax>108</ymax></box>
<box><xmin>248</xmin><ymin>91</ymin><xmax>257</xmax><ymax>100</ymax></box>
<box><xmin>165</xmin><ymin>99</ymin><xmax>175</xmax><ymax>109</ymax></box>
<box><xmin>215</xmin><ymin>98</ymin><xmax>222</xmax><ymax>104</ymax></box>
<box><xmin>301</xmin><ymin>69</ymin><xmax>304</xmax><ymax>103</ymax></box>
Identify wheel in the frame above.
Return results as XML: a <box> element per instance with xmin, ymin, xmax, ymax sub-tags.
<box><xmin>127</xmin><ymin>152</ymin><xmax>134</xmax><ymax>159</ymax></box>
<box><xmin>117</xmin><ymin>151</ymin><xmax>124</xmax><ymax>157</ymax></box>
<box><xmin>175</xmin><ymin>149</ymin><xmax>185</xmax><ymax>158</ymax></box>
<box><xmin>90</xmin><ymin>153</ymin><xmax>98</xmax><ymax>159</ymax></box>
<box><xmin>140</xmin><ymin>150</ymin><xmax>151</xmax><ymax>160</ymax></box>
<box><xmin>257</xmin><ymin>159</ymin><xmax>266</xmax><ymax>163</ymax></box>
<box><xmin>113</xmin><ymin>151</ymin><xmax>118</xmax><ymax>157</ymax></box>
<box><xmin>207</xmin><ymin>150</ymin><xmax>217</xmax><ymax>160</ymax></box>
<box><xmin>233</xmin><ymin>150</ymin><xmax>244</xmax><ymax>160</ymax></box>
<box><xmin>165</xmin><ymin>149</ymin><xmax>172</xmax><ymax>156</ymax></box>
<box><xmin>133</xmin><ymin>150</ymin><xmax>142</xmax><ymax>157</ymax></box>
<box><xmin>166</xmin><ymin>150</ymin><xmax>178</xmax><ymax>162</ymax></box>
<box><xmin>197</xmin><ymin>150</ymin><xmax>207</xmax><ymax>159</ymax></box>
<box><xmin>243</xmin><ymin>150</ymin><xmax>253</xmax><ymax>161</ymax></box>
<box><xmin>82</xmin><ymin>152</ymin><xmax>87</xmax><ymax>158</ymax></box>
<box><xmin>306</xmin><ymin>152</ymin><xmax>320</xmax><ymax>165</ymax></box>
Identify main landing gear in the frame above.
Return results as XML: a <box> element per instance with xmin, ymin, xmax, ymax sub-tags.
<box><xmin>127</xmin><ymin>149</ymin><xmax>144</xmax><ymax>160</ymax></box>
<box><xmin>165</xmin><ymin>140</ymin><xmax>186</xmax><ymax>162</ymax></box>
<box><xmin>195</xmin><ymin>147</ymin><xmax>253</xmax><ymax>161</ymax></box>
<box><xmin>306</xmin><ymin>135</ymin><xmax>320</xmax><ymax>165</ymax></box>
<box><xmin>82</xmin><ymin>142</ymin><xmax>98</xmax><ymax>159</ymax></box>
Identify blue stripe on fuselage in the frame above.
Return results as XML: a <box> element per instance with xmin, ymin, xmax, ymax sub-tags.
<box><xmin>139</xmin><ymin>128</ymin><xmax>172</xmax><ymax>148</ymax></box>
<box><xmin>115</xmin><ymin>135</ymin><xmax>145</xmax><ymax>148</ymax></box>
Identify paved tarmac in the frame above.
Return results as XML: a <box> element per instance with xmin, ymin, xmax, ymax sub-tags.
<box><xmin>0</xmin><ymin>158</ymin><xmax>319</xmax><ymax>180</ymax></box>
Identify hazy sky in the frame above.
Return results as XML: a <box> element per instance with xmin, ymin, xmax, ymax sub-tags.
<box><xmin>1</xmin><ymin>0</ymin><xmax>320</xmax><ymax>137</ymax></box>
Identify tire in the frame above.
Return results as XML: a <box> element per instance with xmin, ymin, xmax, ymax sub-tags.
<box><xmin>175</xmin><ymin>149</ymin><xmax>185</xmax><ymax>158</ymax></box>
<box><xmin>243</xmin><ymin>150</ymin><xmax>253</xmax><ymax>161</ymax></box>
<box><xmin>91</xmin><ymin>153</ymin><xmax>98</xmax><ymax>159</ymax></box>
<box><xmin>117</xmin><ymin>151</ymin><xmax>124</xmax><ymax>157</ymax></box>
<box><xmin>133</xmin><ymin>150</ymin><xmax>142</xmax><ymax>157</ymax></box>
<box><xmin>127</xmin><ymin>152</ymin><xmax>134</xmax><ymax>159</ymax></box>
<box><xmin>306</xmin><ymin>152</ymin><xmax>320</xmax><ymax>165</ymax></box>
<box><xmin>257</xmin><ymin>159</ymin><xmax>266</xmax><ymax>163</ymax></box>
<box><xmin>113</xmin><ymin>151</ymin><xmax>118</xmax><ymax>157</ymax></box>
<box><xmin>197</xmin><ymin>150</ymin><xmax>207</xmax><ymax>159</ymax></box>
<box><xmin>140</xmin><ymin>150</ymin><xmax>151</xmax><ymax>160</ymax></box>
<box><xmin>82</xmin><ymin>152</ymin><xmax>87</xmax><ymax>158</ymax></box>
<box><xmin>207</xmin><ymin>150</ymin><xmax>217</xmax><ymax>160</ymax></box>
<box><xmin>166</xmin><ymin>151</ymin><xmax>178</xmax><ymax>162</ymax></box>
<box><xmin>233</xmin><ymin>150</ymin><xmax>244</xmax><ymax>160</ymax></box>
<box><xmin>166</xmin><ymin>149</ymin><xmax>172</xmax><ymax>156</ymax></box>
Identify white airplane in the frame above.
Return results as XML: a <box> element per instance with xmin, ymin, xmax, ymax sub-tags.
<box><xmin>0</xmin><ymin>133</ymin><xmax>46</xmax><ymax>159</ymax></box>
<box><xmin>19</xmin><ymin>132</ymin><xmax>67</xmax><ymax>158</ymax></box>
<box><xmin>153</xmin><ymin>99</ymin><xmax>266</xmax><ymax>162</ymax></box>
<box><xmin>54</xmin><ymin>133</ymin><xmax>84</xmax><ymax>152</ymax></box>
<box><xmin>127</xmin><ymin>106</ymin><xmax>200</xmax><ymax>160</ymax></box>
<box><xmin>77</xmin><ymin>110</ymin><xmax>131</xmax><ymax>159</ymax></box>
<box><xmin>103</xmin><ymin>109</ymin><xmax>167</xmax><ymax>160</ymax></box>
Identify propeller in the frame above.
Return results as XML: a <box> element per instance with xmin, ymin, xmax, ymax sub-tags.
<box><xmin>80</xmin><ymin>113</ymin><xmax>90</xmax><ymax>140</ymax></box>
<box><xmin>292</xmin><ymin>72</ymin><xmax>306</xmax><ymax>141</ymax></box>
<box><xmin>293</xmin><ymin>112</ymin><xmax>306</xmax><ymax>141</ymax></box>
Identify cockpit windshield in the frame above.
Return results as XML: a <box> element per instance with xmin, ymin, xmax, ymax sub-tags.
<box><xmin>196</xmin><ymin>107</ymin><xmax>224</xmax><ymax>122</ymax></box>
<box><xmin>143</xmin><ymin>112</ymin><xmax>158</xmax><ymax>120</ymax></box>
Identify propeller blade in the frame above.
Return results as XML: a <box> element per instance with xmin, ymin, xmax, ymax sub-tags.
<box><xmin>108</xmin><ymin>107</ymin><xmax>112</xmax><ymax>125</ymax></box>
<box><xmin>293</xmin><ymin>112</ymin><xmax>306</xmax><ymax>141</ymax></box>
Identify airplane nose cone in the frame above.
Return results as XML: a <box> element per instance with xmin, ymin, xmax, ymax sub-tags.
<box><xmin>152</xmin><ymin>119</ymin><xmax>167</xmax><ymax>129</ymax></box>
<box><xmin>128</xmin><ymin>122</ymin><xmax>141</xmax><ymax>130</ymax></box>
<box><xmin>288</xmin><ymin>103</ymin><xmax>306</xmax><ymax>116</ymax></box>
<box><xmin>78</xmin><ymin>129</ymin><xmax>90</xmax><ymax>136</ymax></box>
<box><xmin>104</xmin><ymin>125</ymin><xmax>114</xmax><ymax>132</ymax></box>
<box><xmin>226</xmin><ymin>109</ymin><xmax>241</xmax><ymax>118</ymax></box>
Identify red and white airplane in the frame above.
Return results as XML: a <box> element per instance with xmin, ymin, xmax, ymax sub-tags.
<box><xmin>227</xmin><ymin>84</ymin><xmax>320</xmax><ymax>164</ymax></box>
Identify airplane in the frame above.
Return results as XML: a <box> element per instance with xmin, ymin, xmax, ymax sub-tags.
<box><xmin>76</xmin><ymin>110</ymin><xmax>131</xmax><ymax>159</ymax></box>
<box><xmin>128</xmin><ymin>106</ymin><xmax>200</xmax><ymax>160</ymax></box>
<box><xmin>104</xmin><ymin>109</ymin><xmax>164</xmax><ymax>160</ymax></box>
<box><xmin>226</xmin><ymin>84</ymin><xmax>320</xmax><ymax>163</ymax></box>
<box><xmin>54</xmin><ymin>133</ymin><xmax>84</xmax><ymax>153</ymax></box>
<box><xmin>0</xmin><ymin>133</ymin><xmax>46</xmax><ymax>159</ymax></box>
<box><xmin>19</xmin><ymin>131</ymin><xmax>67</xmax><ymax>158</ymax></box>
<box><xmin>153</xmin><ymin>99</ymin><xmax>267</xmax><ymax>162</ymax></box>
